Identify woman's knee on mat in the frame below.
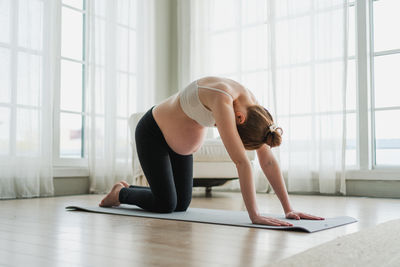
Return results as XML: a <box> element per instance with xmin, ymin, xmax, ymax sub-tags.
<box><xmin>174</xmin><ymin>197</ymin><xmax>191</xmax><ymax>212</ymax></box>
<box><xmin>155</xmin><ymin>195</ymin><xmax>177</xmax><ymax>213</ymax></box>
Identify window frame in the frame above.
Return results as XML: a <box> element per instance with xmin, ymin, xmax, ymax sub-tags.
<box><xmin>205</xmin><ymin>0</ymin><xmax>400</xmax><ymax>177</ymax></box>
<box><xmin>356</xmin><ymin>0</ymin><xmax>400</xmax><ymax>171</ymax></box>
<box><xmin>53</xmin><ymin>0</ymin><xmax>141</xmax><ymax>176</ymax></box>
<box><xmin>369</xmin><ymin>0</ymin><xmax>400</xmax><ymax>169</ymax></box>
<box><xmin>53</xmin><ymin>1</ymin><xmax>88</xmax><ymax>169</ymax></box>
<box><xmin>51</xmin><ymin>0</ymin><xmax>400</xmax><ymax>178</ymax></box>
<box><xmin>208</xmin><ymin>0</ymin><xmax>359</xmax><ymax>167</ymax></box>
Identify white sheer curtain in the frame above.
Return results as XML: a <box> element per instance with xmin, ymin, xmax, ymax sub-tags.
<box><xmin>85</xmin><ymin>0</ymin><xmax>155</xmax><ymax>194</ymax></box>
<box><xmin>178</xmin><ymin>0</ymin><xmax>348</xmax><ymax>194</ymax></box>
<box><xmin>274</xmin><ymin>1</ymin><xmax>349</xmax><ymax>194</ymax></box>
<box><xmin>0</xmin><ymin>0</ymin><xmax>56</xmax><ymax>199</ymax></box>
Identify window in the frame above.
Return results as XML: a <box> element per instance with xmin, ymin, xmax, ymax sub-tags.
<box><xmin>1</xmin><ymin>0</ymin><xmax>152</xmax><ymax>180</ymax></box>
<box><xmin>207</xmin><ymin>0</ymin><xmax>357</xmax><ymax>168</ymax></box>
<box><xmin>346</xmin><ymin>2</ymin><xmax>357</xmax><ymax>167</ymax></box>
<box><xmin>205</xmin><ymin>0</ymin><xmax>400</xmax><ymax>171</ymax></box>
<box><xmin>371</xmin><ymin>0</ymin><xmax>400</xmax><ymax>166</ymax></box>
<box><xmin>54</xmin><ymin>0</ymin><xmax>141</xmax><ymax>169</ymax></box>
<box><xmin>0</xmin><ymin>0</ymin><xmax>44</xmax><ymax>158</ymax></box>
<box><xmin>56</xmin><ymin>0</ymin><xmax>86</xmax><ymax>161</ymax></box>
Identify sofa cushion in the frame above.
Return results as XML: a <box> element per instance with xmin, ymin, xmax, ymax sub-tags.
<box><xmin>193</xmin><ymin>139</ymin><xmax>255</xmax><ymax>162</ymax></box>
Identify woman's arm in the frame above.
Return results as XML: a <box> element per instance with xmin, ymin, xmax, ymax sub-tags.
<box><xmin>256</xmin><ymin>144</ymin><xmax>292</xmax><ymax>213</ymax></box>
<box><xmin>257</xmin><ymin>144</ymin><xmax>324</xmax><ymax>220</ymax></box>
<box><xmin>212</xmin><ymin>99</ymin><xmax>292</xmax><ymax>226</ymax></box>
<box><xmin>212</xmin><ymin>100</ymin><xmax>258</xmax><ymax>218</ymax></box>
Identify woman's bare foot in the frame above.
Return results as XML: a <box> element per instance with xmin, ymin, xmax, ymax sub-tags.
<box><xmin>119</xmin><ymin>180</ymin><xmax>130</xmax><ymax>188</ymax></box>
<box><xmin>99</xmin><ymin>183</ymin><xmax>124</xmax><ymax>207</ymax></box>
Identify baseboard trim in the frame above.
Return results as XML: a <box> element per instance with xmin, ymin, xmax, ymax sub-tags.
<box><xmin>346</xmin><ymin>180</ymin><xmax>400</xmax><ymax>198</ymax></box>
<box><xmin>52</xmin><ymin>177</ymin><xmax>400</xmax><ymax>199</ymax></box>
<box><xmin>54</xmin><ymin>176</ymin><xmax>90</xmax><ymax>196</ymax></box>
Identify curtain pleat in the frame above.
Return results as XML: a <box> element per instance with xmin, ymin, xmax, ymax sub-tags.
<box><xmin>178</xmin><ymin>0</ymin><xmax>349</xmax><ymax>194</ymax></box>
<box><xmin>0</xmin><ymin>0</ymin><xmax>56</xmax><ymax>199</ymax></box>
<box><xmin>85</xmin><ymin>0</ymin><xmax>156</xmax><ymax>194</ymax></box>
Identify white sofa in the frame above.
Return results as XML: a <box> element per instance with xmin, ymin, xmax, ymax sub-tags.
<box><xmin>128</xmin><ymin>113</ymin><xmax>265</xmax><ymax>194</ymax></box>
<box><xmin>192</xmin><ymin>136</ymin><xmax>256</xmax><ymax>194</ymax></box>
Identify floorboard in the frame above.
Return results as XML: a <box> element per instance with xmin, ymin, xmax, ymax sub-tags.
<box><xmin>1</xmin><ymin>191</ymin><xmax>400</xmax><ymax>267</ymax></box>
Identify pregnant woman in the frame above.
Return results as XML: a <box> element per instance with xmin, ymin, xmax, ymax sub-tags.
<box><xmin>100</xmin><ymin>76</ymin><xmax>323</xmax><ymax>226</ymax></box>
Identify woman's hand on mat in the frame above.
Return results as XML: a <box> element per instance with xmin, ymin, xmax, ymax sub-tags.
<box><xmin>285</xmin><ymin>211</ymin><xmax>325</xmax><ymax>220</ymax></box>
<box><xmin>251</xmin><ymin>215</ymin><xmax>293</xmax><ymax>226</ymax></box>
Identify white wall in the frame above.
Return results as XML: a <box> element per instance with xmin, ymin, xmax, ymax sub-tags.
<box><xmin>153</xmin><ymin>0</ymin><xmax>179</xmax><ymax>103</ymax></box>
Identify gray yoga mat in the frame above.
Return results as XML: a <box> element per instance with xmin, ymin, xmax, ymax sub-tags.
<box><xmin>66</xmin><ymin>205</ymin><xmax>356</xmax><ymax>233</ymax></box>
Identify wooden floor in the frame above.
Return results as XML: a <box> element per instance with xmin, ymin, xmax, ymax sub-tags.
<box><xmin>1</xmin><ymin>192</ymin><xmax>400</xmax><ymax>267</ymax></box>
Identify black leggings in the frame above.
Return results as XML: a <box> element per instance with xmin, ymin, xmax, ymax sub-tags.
<box><xmin>119</xmin><ymin>107</ymin><xmax>193</xmax><ymax>213</ymax></box>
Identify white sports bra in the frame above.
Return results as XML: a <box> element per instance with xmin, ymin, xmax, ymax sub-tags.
<box><xmin>179</xmin><ymin>80</ymin><xmax>233</xmax><ymax>127</ymax></box>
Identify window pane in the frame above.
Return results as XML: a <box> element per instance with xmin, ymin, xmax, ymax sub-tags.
<box><xmin>60</xmin><ymin>113</ymin><xmax>82</xmax><ymax>158</ymax></box>
<box><xmin>116</xmin><ymin>119</ymin><xmax>129</xmax><ymax>159</ymax></box>
<box><xmin>275</xmin><ymin>17</ymin><xmax>312</xmax><ymax>65</ymax></box>
<box><xmin>275</xmin><ymin>0</ymin><xmax>312</xmax><ymax>18</ymax></box>
<box><xmin>117</xmin><ymin>0</ymin><xmax>132</xmax><ymax>26</ymax></box>
<box><xmin>129</xmin><ymin>0</ymin><xmax>136</xmax><ymax>28</ymax></box>
<box><xmin>94</xmin><ymin>0</ymin><xmax>107</xmax><ymax>17</ymax></box>
<box><xmin>17</xmin><ymin>52</ymin><xmax>41</xmax><ymax>107</ymax></box>
<box><xmin>128</xmin><ymin>30</ymin><xmax>136</xmax><ymax>74</ymax></box>
<box><xmin>373</xmin><ymin>0</ymin><xmax>400</xmax><ymax>52</ymax></box>
<box><xmin>348</xmin><ymin>5</ymin><xmax>355</xmax><ymax>57</ymax></box>
<box><xmin>276</xmin><ymin>68</ymin><xmax>290</xmax><ymax>116</ymax></box>
<box><xmin>63</xmin><ymin>0</ymin><xmax>83</xmax><ymax>10</ymax></box>
<box><xmin>275</xmin><ymin>20</ymin><xmax>290</xmax><ymax>66</ymax></box>
<box><xmin>314</xmin><ymin>61</ymin><xmax>345</xmax><ymax>113</ymax></box>
<box><xmin>242</xmin><ymin>0</ymin><xmax>267</xmax><ymax>25</ymax></box>
<box><xmin>0</xmin><ymin>107</ymin><xmax>9</xmax><ymax>155</ymax></box>
<box><xmin>16</xmin><ymin>108</ymin><xmax>39</xmax><ymax>156</ymax></box>
<box><xmin>210</xmin><ymin>32</ymin><xmax>238</xmax><ymax>74</ymax></box>
<box><xmin>116</xmin><ymin>0</ymin><xmax>138</xmax><ymax>28</ymax></box>
<box><xmin>242</xmin><ymin>71</ymin><xmax>268</xmax><ymax>104</ymax></box>
<box><xmin>284</xmin><ymin>116</ymin><xmax>313</xmax><ymax>169</ymax></box>
<box><xmin>347</xmin><ymin>59</ymin><xmax>356</xmax><ymax>111</ymax></box>
<box><xmin>346</xmin><ymin>113</ymin><xmax>357</xmax><ymax>167</ymax></box>
<box><xmin>61</xmin><ymin>7</ymin><xmax>83</xmax><ymax>60</ymax></box>
<box><xmin>241</xmin><ymin>25</ymin><xmax>268</xmax><ymax>71</ymax></box>
<box><xmin>311</xmin><ymin>113</ymin><xmax>345</xmax><ymax>172</ymax></box>
<box><xmin>211</xmin><ymin>0</ymin><xmax>238</xmax><ymax>31</ymax></box>
<box><xmin>116</xmin><ymin>26</ymin><xmax>129</xmax><ymax>72</ymax></box>
<box><xmin>0</xmin><ymin>48</ymin><xmax>11</xmax><ymax>103</ymax></box>
<box><xmin>375</xmin><ymin>110</ymin><xmax>400</xmax><ymax>166</ymax></box>
<box><xmin>116</xmin><ymin>72</ymin><xmax>128</xmax><ymax>117</ymax></box>
<box><xmin>314</xmin><ymin>9</ymin><xmax>344</xmax><ymax>61</ymax></box>
<box><xmin>290</xmin><ymin>116</ymin><xmax>313</xmax><ymax>143</ymax></box>
<box><xmin>0</xmin><ymin>0</ymin><xmax>11</xmax><ymax>43</ymax></box>
<box><xmin>18</xmin><ymin>0</ymin><xmax>43</xmax><ymax>51</ymax></box>
<box><xmin>94</xmin><ymin>116</ymin><xmax>104</xmax><ymax>157</ymax></box>
<box><xmin>94</xmin><ymin>18</ymin><xmax>106</xmax><ymax>66</ymax></box>
<box><xmin>290</xmin><ymin>16</ymin><xmax>311</xmax><ymax>64</ymax></box>
<box><xmin>60</xmin><ymin>59</ymin><xmax>83</xmax><ymax>112</ymax></box>
<box><xmin>94</xmin><ymin>66</ymin><xmax>105</xmax><ymax>115</ymax></box>
<box><xmin>128</xmin><ymin>74</ymin><xmax>137</xmax><ymax>115</ymax></box>
<box><xmin>374</xmin><ymin>54</ymin><xmax>400</xmax><ymax>109</ymax></box>
<box><xmin>289</xmin><ymin>66</ymin><xmax>312</xmax><ymax>115</ymax></box>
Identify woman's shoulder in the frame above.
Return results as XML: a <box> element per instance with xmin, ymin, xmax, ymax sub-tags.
<box><xmin>197</xmin><ymin>76</ymin><xmax>246</xmax><ymax>93</ymax></box>
<box><xmin>197</xmin><ymin>76</ymin><xmax>227</xmax><ymax>86</ymax></box>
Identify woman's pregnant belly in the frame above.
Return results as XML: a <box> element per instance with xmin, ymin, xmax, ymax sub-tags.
<box><xmin>152</xmin><ymin>95</ymin><xmax>207</xmax><ymax>155</ymax></box>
